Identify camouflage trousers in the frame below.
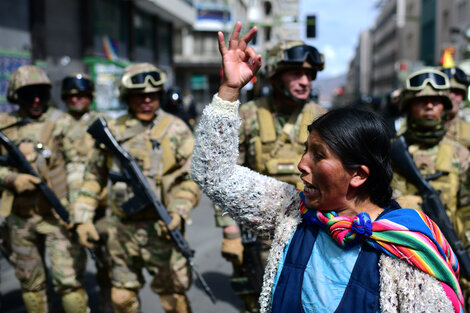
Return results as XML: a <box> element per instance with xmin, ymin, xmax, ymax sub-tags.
<box><xmin>106</xmin><ymin>216</ymin><xmax>192</xmax><ymax>294</ymax></box>
<box><xmin>6</xmin><ymin>212</ymin><xmax>86</xmax><ymax>293</ymax></box>
<box><xmin>231</xmin><ymin>238</ymin><xmax>271</xmax><ymax>313</ymax></box>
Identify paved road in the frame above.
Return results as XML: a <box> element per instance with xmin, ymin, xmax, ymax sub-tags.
<box><xmin>0</xmin><ymin>194</ymin><xmax>243</xmax><ymax>313</ymax></box>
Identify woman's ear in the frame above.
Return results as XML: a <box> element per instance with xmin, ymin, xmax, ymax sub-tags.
<box><xmin>349</xmin><ymin>165</ymin><xmax>369</xmax><ymax>188</ymax></box>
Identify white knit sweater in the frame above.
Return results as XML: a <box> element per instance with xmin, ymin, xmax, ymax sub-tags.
<box><xmin>190</xmin><ymin>94</ymin><xmax>453</xmax><ymax>313</ymax></box>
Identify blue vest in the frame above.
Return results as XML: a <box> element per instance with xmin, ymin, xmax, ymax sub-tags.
<box><xmin>271</xmin><ymin>222</ymin><xmax>381</xmax><ymax>313</ymax></box>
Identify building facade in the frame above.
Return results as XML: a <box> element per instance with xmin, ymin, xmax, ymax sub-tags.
<box><xmin>0</xmin><ymin>0</ymin><xmax>195</xmax><ymax>114</ymax></box>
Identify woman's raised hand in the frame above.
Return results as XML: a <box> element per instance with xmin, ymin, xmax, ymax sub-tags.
<box><xmin>218</xmin><ymin>22</ymin><xmax>262</xmax><ymax>102</ymax></box>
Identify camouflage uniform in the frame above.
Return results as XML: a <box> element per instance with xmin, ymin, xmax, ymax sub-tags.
<box><xmin>215</xmin><ymin>41</ymin><xmax>327</xmax><ymax>313</ymax></box>
<box><xmin>60</xmin><ymin>72</ymin><xmax>114</xmax><ymax>312</ymax></box>
<box><xmin>443</xmin><ymin>69</ymin><xmax>470</xmax><ymax>149</ymax></box>
<box><xmin>73</xmin><ymin>63</ymin><xmax>200</xmax><ymax>313</ymax></box>
<box><xmin>446</xmin><ymin>118</ymin><xmax>470</xmax><ymax>148</ymax></box>
<box><xmin>0</xmin><ymin>65</ymin><xmax>88</xmax><ymax>313</ymax></box>
<box><xmin>391</xmin><ymin>67</ymin><xmax>470</xmax><ymax>309</ymax></box>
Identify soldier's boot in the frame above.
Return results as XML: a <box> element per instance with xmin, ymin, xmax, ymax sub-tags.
<box><xmin>22</xmin><ymin>289</ymin><xmax>48</xmax><ymax>313</ymax></box>
<box><xmin>61</xmin><ymin>288</ymin><xmax>89</xmax><ymax>313</ymax></box>
<box><xmin>159</xmin><ymin>293</ymin><xmax>192</xmax><ymax>313</ymax></box>
<box><xmin>111</xmin><ymin>287</ymin><xmax>139</xmax><ymax>313</ymax></box>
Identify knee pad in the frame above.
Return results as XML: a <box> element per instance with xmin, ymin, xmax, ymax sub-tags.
<box><xmin>111</xmin><ymin>287</ymin><xmax>139</xmax><ymax>313</ymax></box>
<box><xmin>22</xmin><ymin>289</ymin><xmax>48</xmax><ymax>313</ymax></box>
<box><xmin>61</xmin><ymin>288</ymin><xmax>89</xmax><ymax>313</ymax></box>
<box><xmin>159</xmin><ymin>293</ymin><xmax>192</xmax><ymax>313</ymax></box>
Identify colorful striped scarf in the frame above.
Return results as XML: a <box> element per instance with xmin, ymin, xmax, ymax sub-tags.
<box><xmin>299</xmin><ymin>192</ymin><xmax>464</xmax><ymax>312</ymax></box>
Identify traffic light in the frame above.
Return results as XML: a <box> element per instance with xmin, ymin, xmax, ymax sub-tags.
<box><xmin>306</xmin><ymin>15</ymin><xmax>316</xmax><ymax>38</ymax></box>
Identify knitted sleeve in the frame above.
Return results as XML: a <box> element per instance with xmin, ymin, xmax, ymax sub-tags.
<box><xmin>379</xmin><ymin>254</ymin><xmax>453</xmax><ymax>312</ymax></box>
<box><xmin>191</xmin><ymin>94</ymin><xmax>298</xmax><ymax>235</ymax></box>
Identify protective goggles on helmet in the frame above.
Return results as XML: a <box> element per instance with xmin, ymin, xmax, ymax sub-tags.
<box><xmin>125</xmin><ymin>71</ymin><xmax>164</xmax><ymax>88</ymax></box>
<box><xmin>17</xmin><ymin>85</ymin><xmax>50</xmax><ymax>104</ymax></box>
<box><xmin>283</xmin><ymin>45</ymin><xmax>323</xmax><ymax>67</ymax></box>
<box><xmin>405</xmin><ymin>69</ymin><xmax>450</xmax><ymax>91</ymax></box>
<box><xmin>62</xmin><ymin>75</ymin><xmax>94</xmax><ymax>93</ymax></box>
<box><xmin>441</xmin><ymin>67</ymin><xmax>469</xmax><ymax>86</ymax></box>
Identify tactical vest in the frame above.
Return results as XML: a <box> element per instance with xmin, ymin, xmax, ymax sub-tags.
<box><xmin>64</xmin><ymin>112</ymin><xmax>99</xmax><ymax>162</ymax></box>
<box><xmin>394</xmin><ymin>139</ymin><xmax>460</xmax><ymax>229</ymax></box>
<box><xmin>251</xmin><ymin>98</ymin><xmax>323</xmax><ymax>189</ymax></box>
<box><xmin>0</xmin><ymin>109</ymin><xmax>67</xmax><ymax>217</ymax></box>
<box><xmin>108</xmin><ymin>112</ymin><xmax>175</xmax><ymax>220</ymax></box>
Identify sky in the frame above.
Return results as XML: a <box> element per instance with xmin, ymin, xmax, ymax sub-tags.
<box><xmin>299</xmin><ymin>0</ymin><xmax>380</xmax><ymax>79</ymax></box>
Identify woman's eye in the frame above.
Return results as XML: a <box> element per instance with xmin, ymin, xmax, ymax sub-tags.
<box><xmin>314</xmin><ymin>153</ymin><xmax>324</xmax><ymax>160</ymax></box>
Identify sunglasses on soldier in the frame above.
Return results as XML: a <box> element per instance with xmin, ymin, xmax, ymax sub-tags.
<box><xmin>283</xmin><ymin>45</ymin><xmax>323</xmax><ymax>67</ymax></box>
<box><xmin>406</xmin><ymin>70</ymin><xmax>450</xmax><ymax>91</ymax></box>
<box><xmin>441</xmin><ymin>67</ymin><xmax>469</xmax><ymax>86</ymax></box>
<box><xmin>17</xmin><ymin>85</ymin><xmax>50</xmax><ymax>104</ymax></box>
<box><xmin>127</xmin><ymin>71</ymin><xmax>164</xmax><ymax>88</ymax></box>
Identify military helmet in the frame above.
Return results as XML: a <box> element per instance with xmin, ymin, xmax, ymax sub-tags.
<box><xmin>265</xmin><ymin>40</ymin><xmax>324</xmax><ymax>79</ymax></box>
<box><xmin>440</xmin><ymin>66</ymin><xmax>469</xmax><ymax>96</ymax></box>
<box><xmin>119</xmin><ymin>62</ymin><xmax>166</xmax><ymax>100</ymax></box>
<box><xmin>7</xmin><ymin>65</ymin><xmax>51</xmax><ymax>103</ymax></box>
<box><xmin>399</xmin><ymin>67</ymin><xmax>452</xmax><ymax>113</ymax></box>
<box><xmin>61</xmin><ymin>73</ymin><xmax>95</xmax><ymax>100</ymax></box>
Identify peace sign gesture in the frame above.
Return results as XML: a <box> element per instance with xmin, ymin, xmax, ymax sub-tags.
<box><xmin>217</xmin><ymin>22</ymin><xmax>262</xmax><ymax>102</ymax></box>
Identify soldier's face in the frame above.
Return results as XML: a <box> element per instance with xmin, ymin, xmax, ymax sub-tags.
<box><xmin>17</xmin><ymin>85</ymin><xmax>50</xmax><ymax>118</ymax></box>
<box><xmin>65</xmin><ymin>93</ymin><xmax>92</xmax><ymax>113</ymax></box>
<box><xmin>128</xmin><ymin>92</ymin><xmax>160</xmax><ymax>122</ymax></box>
<box><xmin>279</xmin><ymin>68</ymin><xmax>312</xmax><ymax>101</ymax></box>
<box><xmin>409</xmin><ymin>97</ymin><xmax>444</xmax><ymax>122</ymax></box>
<box><xmin>448</xmin><ymin>88</ymin><xmax>465</xmax><ymax>119</ymax></box>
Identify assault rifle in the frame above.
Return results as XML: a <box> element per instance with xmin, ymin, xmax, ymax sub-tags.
<box><xmin>0</xmin><ymin>126</ymin><xmax>102</xmax><ymax>268</ymax></box>
<box><xmin>87</xmin><ymin>116</ymin><xmax>216</xmax><ymax>303</ymax></box>
<box><xmin>391</xmin><ymin>136</ymin><xmax>470</xmax><ymax>279</ymax></box>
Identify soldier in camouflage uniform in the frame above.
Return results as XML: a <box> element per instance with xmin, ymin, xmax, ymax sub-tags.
<box><xmin>0</xmin><ymin>65</ymin><xmax>89</xmax><ymax>313</ymax></box>
<box><xmin>441</xmin><ymin>66</ymin><xmax>470</xmax><ymax>148</ymax></box>
<box><xmin>72</xmin><ymin>63</ymin><xmax>200</xmax><ymax>313</ymax></box>
<box><xmin>59</xmin><ymin>73</ymin><xmax>114</xmax><ymax>312</ymax></box>
<box><xmin>215</xmin><ymin>41</ymin><xmax>327</xmax><ymax>313</ymax></box>
<box><xmin>391</xmin><ymin>67</ymin><xmax>470</xmax><ymax>308</ymax></box>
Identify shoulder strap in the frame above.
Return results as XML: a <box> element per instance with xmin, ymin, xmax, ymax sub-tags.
<box><xmin>435</xmin><ymin>141</ymin><xmax>453</xmax><ymax>173</ymax></box>
<box><xmin>39</xmin><ymin>120</ymin><xmax>56</xmax><ymax>145</ymax></box>
<box><xmin>151</xmin><ymin>111</ymin><xmax>174</xmax><ymax>140</ymax></box>
<box><xmin>38</xmin><ymin>109</ymin><xmax>64</xmax><ymax>145</ymax></box>
<box><xmin>115</xmin><ymin>116</ymin><xmax>148</xmax><ymax>143</ymax></box>
<box><xmin>256</xmin><ymin>98</ymin><xmax>277</xmax><ymax>143</ymax></box>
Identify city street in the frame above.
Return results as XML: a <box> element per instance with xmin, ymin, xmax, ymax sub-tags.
<box><xmin>0</xmin><ymin>194</ymin><xmax>243</xmax><ymax>313</ymax></box>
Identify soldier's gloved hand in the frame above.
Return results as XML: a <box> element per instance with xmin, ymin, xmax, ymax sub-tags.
<box><xmin>158</xmin><ymin>213</ymin><xmax>183</xmax><ymax>240</ymax></box>
<box><xmin>12</xmin><ymin>174</ymin><xmax>41</xmax><ymax>194</ymax></box>
<box><xmin>222</xmin><ymin>236</ymin><xmax>244</xmax><ymax>266</ymax></box>
<box><xmin>76</xmin><ymin>222</ymin><xmax>100</xmax><ymax>249</ymax></box>
<box><xmin>168</xmin><ymin>212</ymin><xmax>182</xmax><ymax>231</ymax></box>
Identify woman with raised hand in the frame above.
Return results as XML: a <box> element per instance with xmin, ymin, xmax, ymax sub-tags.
<box><xmin>191</xmin><ymin>22</ymin><xmax>463</xmax><ymax>313</ymax></box>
